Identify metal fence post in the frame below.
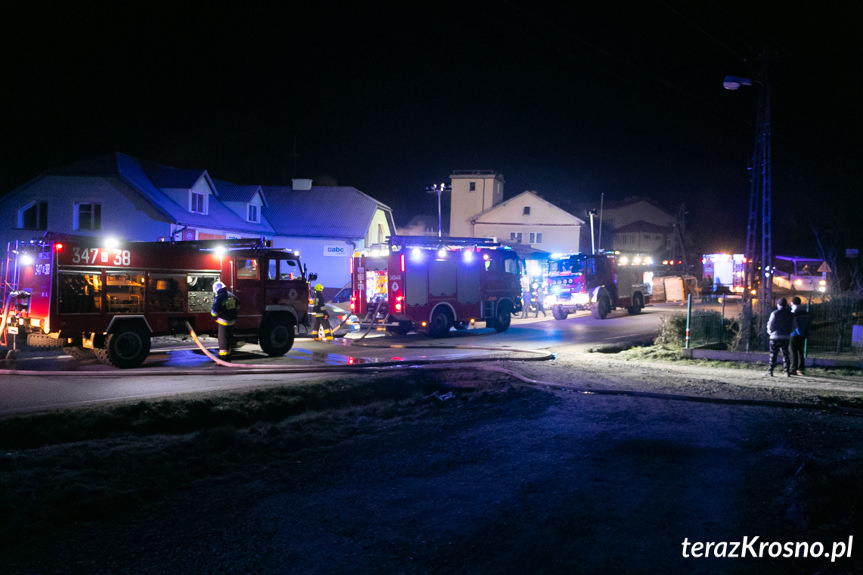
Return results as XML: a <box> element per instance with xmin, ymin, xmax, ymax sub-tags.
<box><xmin>685</xmin><ymin>293</ymin><xmax>692</xmax><ymax>349</ymax></box>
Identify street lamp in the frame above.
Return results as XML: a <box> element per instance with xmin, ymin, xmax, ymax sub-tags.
<box><xmin>426</xmin><ymin>182</ymin><xmax>451</xmax><ymax>238</ymax></box>
<box><xmin>725</xmin><ymin>49</ymin><xmax>773</xmax><ymax>350</ymax></box>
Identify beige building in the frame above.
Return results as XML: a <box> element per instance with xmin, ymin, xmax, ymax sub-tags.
<box><xmin>448</xmin><ymin>170</ymin><xmax>504</xmax><ymax>237</ymax></box>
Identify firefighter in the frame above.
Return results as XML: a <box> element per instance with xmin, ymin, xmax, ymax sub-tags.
<box><xmin>312</xmin><ymin>283</ymin><xmax>333</xmax><ymax>341</ymax></box>
<box><xmin>211</xmin><ymin>281</ymin><xmax>239</xmax><ymax>359</ymax></box>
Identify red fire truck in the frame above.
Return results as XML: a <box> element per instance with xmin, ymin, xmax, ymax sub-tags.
<box><xmin>349</xmin><ymin>236</ymin><xmax>523</xmax><ymax>337</ymax></box>
<box><xmin>1</xmin><ymin>235</ymin><xmax>315</xmax><ymax>367</ymax></box>
<box><xmin>543</xmin><ymin>252</ymin><xmax>652</xmax><ymax>320</ymax></box>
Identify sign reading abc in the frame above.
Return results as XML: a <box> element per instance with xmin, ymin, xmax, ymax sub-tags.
<box><xmin>324</xmin><ymin>244</ymin><xmax>348</xmax><ymax>257</ymax></box>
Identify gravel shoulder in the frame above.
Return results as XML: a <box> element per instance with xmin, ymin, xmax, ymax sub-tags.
<box><xmin>2</xmin><ymin>352</ymin><xmax>863</xmax><ymax>575</ymax></box>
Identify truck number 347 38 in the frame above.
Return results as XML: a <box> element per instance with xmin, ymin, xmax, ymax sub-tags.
<box><xmin>71</xmin><ymin>247</ymin><xmax>131</xmax><ymax>266</ymax></box>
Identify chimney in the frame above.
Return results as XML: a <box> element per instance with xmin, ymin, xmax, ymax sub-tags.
<box><xmin>292</xmin><ymin>178</ymin><xmax>313</xmax><ymax>191</ymax></box>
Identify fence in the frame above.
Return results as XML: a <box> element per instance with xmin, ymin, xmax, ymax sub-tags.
<box><xmin>675</xmin><ymin>294</ymin><xmax>863</xmax><ymax>358</ymax></box>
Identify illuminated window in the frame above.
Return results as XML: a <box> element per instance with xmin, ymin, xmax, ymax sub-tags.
<box><xmin>19</xmin><ymin>201</ymin><xmax>48</xmax><ymax>230</ymax></box>
<box><xmin>190</xmin><ymin>191</ymin><xmax>206</xmax><ymax>214</ymax></box>
<box><xmin>74</xmin><ymin>203</ymin><xmax>101</xmax><ymax>231</ymax></box>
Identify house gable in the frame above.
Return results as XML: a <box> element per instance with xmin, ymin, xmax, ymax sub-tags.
<box><xmin>472</xmin><ymin>191</ymin><xmax>584</xmax><ymax>253</ymax></box>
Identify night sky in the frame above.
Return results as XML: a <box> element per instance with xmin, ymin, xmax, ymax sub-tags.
<box><xmin>4</xmin><ymin>1</ymin><xmax>862</xmax><ymax>255</ymax></box>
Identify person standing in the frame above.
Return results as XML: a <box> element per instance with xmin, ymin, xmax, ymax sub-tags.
<box><xmin>701</xmin><ymin>275</ymin><xmax>713</xmax><ymax>303</ymax></box>
<box><xmin>766</xmin><ymin>297</ymin><xmax>793</xmax><ymax>377</ymax></box>
<box><xmin>312</xmin><ymin>283</ymin><xmax>333</xmax><ymax>341</ymax></box>
<box><xmin>790</xmin><ymin>296</ymin><xmax>811</xmax><ymax>375</ymax></box>
<box><xmin>211</xmin><ymin>281</ymin><xmax>239</xmax><ymax>360</ymax></box>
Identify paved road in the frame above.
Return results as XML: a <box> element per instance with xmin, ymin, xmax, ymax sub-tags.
<box><xmin>0</xmin><ymin>305</ymin><xmax>680</xmax><ymax>416</ymax></box>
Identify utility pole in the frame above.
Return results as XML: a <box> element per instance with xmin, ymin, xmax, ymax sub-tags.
<box><xmin>725</xmin><ymin>47</ymin><xmax>773</xmax><ymax>350</ymax></box>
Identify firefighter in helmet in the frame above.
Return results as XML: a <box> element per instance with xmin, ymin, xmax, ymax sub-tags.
<box><xmin>312</xmin><ymin>283</ymin><xmax>333</xmax><ymax>341</ymax></box>
<box><xmin>211</xmin><ymin>280</ymin><xmax>239</xmax><ymax>359</ymax></box>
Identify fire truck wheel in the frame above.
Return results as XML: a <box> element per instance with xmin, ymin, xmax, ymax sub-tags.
<box><xmin>98</xmin><ymin>326</ymin><xmax>151</xmax><ymax>369</ymax></box>
<box><xmin>428</xmin><ymin>307</ymin><xmax>453</xmax><ymax>338</ymax></box>
<box><xmin>627</xmin><ymin>293</ymin><xmax>644</xmax><ymax>315</ymax></box>
<box><xmin>259</xmin><ymin>315</ymin><xmax>295</xmax><ymax>356</ymax></box>
<box><xmin>591</xmin><ymin>296</ymin><xmax>611</xmax><ymax>320</ymax></box>
<box><xmin>552</xmin><ymin>305</ymin><xmax>568</xmax><ymax>321</ymax></box>
<box><xmin>493</xmin><ymin>302</ymin><xmax>513</xmax><ymax>333</ymax></box>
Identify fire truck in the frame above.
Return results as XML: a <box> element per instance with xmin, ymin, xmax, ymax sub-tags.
<box><xmin>1</xmin><ymin>235</ymin><xmax>315</xmax><ymax>368</ymax></box>
<box><xmin>349</xmin><ymin>236</ymin><xmax>523</xmax><ymax>337</ymax></box>
<box><xmin>543</xmin><ymin>252</ymin><xmax>652</xmax><ymax>320</ymax></box>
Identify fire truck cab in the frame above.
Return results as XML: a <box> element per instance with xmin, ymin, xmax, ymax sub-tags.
<box><xmin>350</xmin><ymin>236</ymin><xmax>523</xmax><ymax>337</ymax></box>
<box><xmin>2</xmin><ymin>235</ymin><xmax>314</xmax><ymax>368</ymax></box>
<box><xmin>544</xmin><ymin>252</ymin><xmax>652</xmax><ymax>320</ymax></box>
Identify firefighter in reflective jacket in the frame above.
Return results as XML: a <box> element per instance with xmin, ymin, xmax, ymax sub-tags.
<box><xmin>211</xmin><ymin>281</ymin><xmax>239</xmax><ymax>358</ymax></box>
<box><xmin>312</xmin><ymin>283</ymin><xmax>333</xmax><ymax>341</ymax></box>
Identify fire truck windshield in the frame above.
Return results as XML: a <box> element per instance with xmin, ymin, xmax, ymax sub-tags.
<box><xmin>548</xmin><ymin>257</ymin><xmax>585</xmax><ymax>276</ymax></box>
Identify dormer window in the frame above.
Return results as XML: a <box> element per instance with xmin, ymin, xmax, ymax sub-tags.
<box><xmin>190</xmin><ymin>191</ymin><xmax>206</xmax><ymax>214</ymax></box>
<box><xmin>247</xmin><ymin>204</ymin><xmax>259</xmax><ymax>223</ymax></box>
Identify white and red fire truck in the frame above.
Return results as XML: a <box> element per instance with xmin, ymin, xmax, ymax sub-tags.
<box><xmin>349</xmin><ymin>236</ymin><xmax>523</xmax><ymax>337</ymax></box>
<box><xmin>543</xmin><ymin>252</ymin><xmax>652</xmax><ymax>320</ymax></box>
<box><xmin>1</xmin><ymin>235</ymin><xmax>315</xmax><ymax>367</ymax></box>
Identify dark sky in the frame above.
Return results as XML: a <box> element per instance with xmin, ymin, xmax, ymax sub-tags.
<box><xmin>3</xmin><ymin>1</ymin><xmax>862</xmax><ymax>254</ymax></box>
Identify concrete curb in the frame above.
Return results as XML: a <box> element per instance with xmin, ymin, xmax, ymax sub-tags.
<box><xmin>683</xmin><ymin>348</ymin><xmax>863</xmax><ymax>369</ymax></box>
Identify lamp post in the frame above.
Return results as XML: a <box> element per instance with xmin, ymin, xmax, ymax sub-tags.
<box><xmin>725</xmin><ymin>49</ymin><xmax>773</xmax><ymax>349</ymax></box>
<box><xmin>426</xmin><ymin>182</ymin><xmax>451</xmax><ymax>238</ymax></box>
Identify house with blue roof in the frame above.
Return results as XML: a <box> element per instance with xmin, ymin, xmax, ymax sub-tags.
<box><xmin>0</xmin><ymin>152</ymin><xmax>394</xmax><ymax>291</ymax></box>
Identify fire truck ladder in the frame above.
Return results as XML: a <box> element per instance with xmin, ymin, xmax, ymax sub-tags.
<box><xmin>1</xmin><ymin>240</ymin><xmax>25</xmax><ymax>348</ymax></box>
<box><xmin>388</xmin><ymin>235</ymin><xmax>500</xmax><ymax>250</ymax></box>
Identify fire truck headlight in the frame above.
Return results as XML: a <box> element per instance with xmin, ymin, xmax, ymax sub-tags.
<box><xmin>19</xmin><ymin>254</ymin><xmax>35</xmax><ymax>266</ymax></box>
<box><xmin>819</xmin><ymin>279</ymin><xmax>827</xmax><ymax>286</ymax></box>
<box><xmin>411</xmin><ymin>248</ymin><xmax>423</xmax><ymax>261</ymax></box>
<box><xmin>551</xmin><ymin>285</ymin><xmax>561</xmax><ymax>294</ymax></box>
<box><xmin>30</xmin><ymin>318</ymin><xmax>42</xmax><ymax>328</ymax></box>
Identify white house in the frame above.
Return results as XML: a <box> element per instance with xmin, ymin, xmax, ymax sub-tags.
<box><xmin>472</xmin><ymin>191</ymin><xmax>583</xmax><ymax>254</ymax></box>
<box><xmin>0</xmin><ymin>153</ymin><xmax>395</xmax><ymax>292</ymax></box>
<box><xmin>446</xmin><ymin>170</ymin><xmax>583</xmax><ymax>254</ymax></box>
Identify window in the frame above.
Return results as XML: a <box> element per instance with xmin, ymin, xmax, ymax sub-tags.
<box><xmin>523</xmin><ymin>206</ymin><xmax>531</xmax><ymax>215</ymax></box>
<box><xmin>19</xmin><ymin>201</ymin><xmax>48</xmax><ymax>230</ymax></box>
<box><xmin>190</xmin><ymin>191</ymin><xmax>206</xmax><ymax>214</ymax></box>
<box><xmin>75</xmin><ymin>203</ymin><xmax>101</xmax><ymax>231</ymax></box>
<box><xmin>510</xmin><ymin>232</ymin><xmax>523</xmax><ymax>243</ymax></box>
<box><xmin>469</xmin><ymin>182</ymin><xmax>476</xmax><ymax>192</ymax></box>
<box><xmin>247</xmin><ymin>204</ymin><xmax>259</xmax><ymax>223</ymax></box>
<box><xmin>529</xmin><ymin>232</ymin><xmax>543</xmax><ymax>244</ymax></box>
<box><xmin>236</xmin><ymin>258</ymin><xmax>259</xmax><ymax>279</ymax></box>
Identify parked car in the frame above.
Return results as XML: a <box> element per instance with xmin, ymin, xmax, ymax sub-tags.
<box><xmin>325</xmin><ymin>300</ymin><xmax>359</xmax><ymax>338</ymax></box>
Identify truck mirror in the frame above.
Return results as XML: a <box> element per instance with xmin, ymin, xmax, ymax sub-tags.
<box><xmin>308</xmin><ymin>273</ymin><xmax>318</xmax><ymax>282</ymax></box>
